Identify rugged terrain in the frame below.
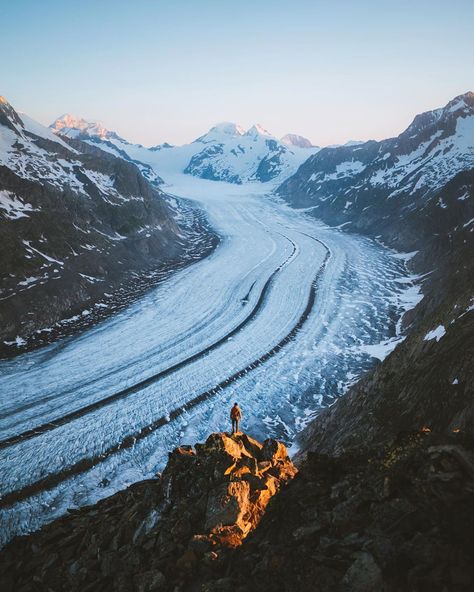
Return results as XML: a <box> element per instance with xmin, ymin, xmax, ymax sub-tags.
<box><xmin>276</xmin><ymin>92</ymin><xmax>474</xmax><ymax>453</ymax></box>
<box><xmin>0</xmin><ymin>432</ymin><xmax>297</xmax><ymax>591</ymax></box>
<box><xmin>278</xmin><ymin>92</ymin><xmax>474</xmax><ymax>321</ymax></box>
<box><xmin>1</xmin><ymin>93</ymin><xmax>473</xmax><ymax>590</ymax></box>
<box><xmin>0</xmin><ymin>97</ymin><xmax>216</xmax><ymax>355</ymax></box>
<box><xmin>0</xmin><ymin>186</ymin><xmax>411</xmax><ymax>549</ymax></box>
<box><xmin>278</xmin><ymin>92</ymin><xmax>474</xmax><ymax>247</ymax></box>
<box><xmin>2</xmin><ymin>430</ymin><xmax>473</xmax><ymax>592</ymax></box>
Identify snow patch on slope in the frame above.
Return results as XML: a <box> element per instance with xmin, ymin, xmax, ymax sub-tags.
<box><xmin>0</xmin><ymin>191</ymin><xmax>38</xmax><ymax>219</ymax></box>
<box><xmin>424</xmin><ymin>325</ymin><xmax>446</xmax><ymax>342</ymax></box>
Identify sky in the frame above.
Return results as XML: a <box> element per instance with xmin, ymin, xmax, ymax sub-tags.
<box><xmin>1</xmin><ymin>0</ymin><xmax>473</xmax><ymax>146</ymax></box>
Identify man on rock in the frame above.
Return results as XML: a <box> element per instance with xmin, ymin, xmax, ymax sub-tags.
<box><xmin>230</xmin><ymin>402</ymin><xmax>242</xmax><ymax>434</ymax></box>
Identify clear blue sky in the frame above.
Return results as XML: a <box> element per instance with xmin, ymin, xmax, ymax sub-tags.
<box><xmin>1</xmin><ymin>0</ymin><xmax>472</xmax><ymax>146</ymax></box>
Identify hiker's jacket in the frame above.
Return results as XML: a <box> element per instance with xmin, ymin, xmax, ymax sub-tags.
<box><xmin>230</xmin><ymin>406</ymin><xmax>242</xmax><ymax>420</ymax></box>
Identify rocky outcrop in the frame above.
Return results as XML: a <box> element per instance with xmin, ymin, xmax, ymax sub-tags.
<box><xmin>0</xmin><ymin>432</ymin><xmax>296</xmax><ymax>591</ymax></box>
<box><xmin>210</xmin><ymin>432</ymin><xmax>474</xmax><ymax>591</ymax></box>
<box><xmin>2</xmin><ymin>429</ymin><xmax>473</xmax><ymax>592</ymax></box>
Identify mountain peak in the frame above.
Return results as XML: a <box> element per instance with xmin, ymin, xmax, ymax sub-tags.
<box><xmin>281</xmin><ymin>133</ymin><xmax>314</xmax><ymax>149</ymax></box>
<box><xmin>443</xmin><ymin>91</ymin><xmax>474</xmax><ymax>115</ymax></box>
<box><xmin>194</xmin><ymin>121</ymin><xmax>245</xmax><ymax>143</ymax></box>
<box><xmin>403</xmin><ymin>91</ymin><xmax>474</xmax><ymax>139</ymax></box>
<box><xmin>50</xmin><ymin>114</ymin><xmax>123</xmax><ymax>141</ymax></box>
<box><xmin>245</xmin><ymin>124</ymin><xmax>272</xmax><ymax>138</ymax></box>
<box><xmin>211</xmin><ymin>122</ymin><xmax>245</xmax><ymax>136</ymax></box>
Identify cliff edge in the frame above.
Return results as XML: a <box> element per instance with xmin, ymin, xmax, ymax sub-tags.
<box><xmin>0</xmin><ymin>432</ymin><xmax>296</xmax><ymax>591</ymax></box>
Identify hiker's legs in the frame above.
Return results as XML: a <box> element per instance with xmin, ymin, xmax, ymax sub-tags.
<box><xmin>232</xmin><ymin>419</ymin><xmax>237</xmax><ymax>433</ymax></box>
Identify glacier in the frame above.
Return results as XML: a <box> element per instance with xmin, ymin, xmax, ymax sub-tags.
<box><xmin>0</xmin><ymin>173</ymin><xmax>421</xmax><ymax>546</ymax></box>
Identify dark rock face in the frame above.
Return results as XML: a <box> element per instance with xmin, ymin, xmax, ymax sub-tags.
<box><xmin>298</xmin><ymin>305</ymin><xmax>474</xmax><ymax>456</ymax></box>
<box><xmin>254</xmin><ymin>141</ymin><xmax>289</xmax><ymax>182</ymax></box>
<box><xmin>0</xmin><ymin>97</ymin><xmax>216</xmax><ymax>354</ymax></box>
<box><xmin>184</xmin><ymin>144</ymin><xmax>244</xmax><ymax>184</ymax></box>
<box><xmin>215</xmin><ymin>434</ymin><xmax>474</xmax><ymax>592</ymax></box>
<box><xmin>0</xmin><ymin>433</ymin><xmax>296</xmax><ymax>591</ymax></box>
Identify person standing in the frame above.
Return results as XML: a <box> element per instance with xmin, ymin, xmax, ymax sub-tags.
<box><xmin>230</xmin><ymin>402</ymin><xmax>242</xmax><ymax>434</ymax></box>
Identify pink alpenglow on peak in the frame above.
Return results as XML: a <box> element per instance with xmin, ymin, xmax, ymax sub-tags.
<box><xmin>50</xmin><ymin>114</ymin><xmax>123</xmax><ymax>141</ymax></box>
<box><xmin>194</xmin><ymin>122</ymin><xmax>245</xmax><ymax>143</ymax></box>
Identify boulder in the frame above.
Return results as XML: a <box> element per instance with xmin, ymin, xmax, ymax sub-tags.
<box><xmin>198</xmin><ymin>433</ymin><xmax>245</xmax><ymax>460</ymax></box>
<box><xmin>205</xmin><ymin>481</ymin><xmax>251</xmax><ymax>534</ymax></box>
<box><xmin>261</xmin><ymin>439</ymin><xmax>290</xmax><ymax>462</ymax></box>
<box><xmin>134</xmin><ymin>569</ymin><xmax>166</xmax><ymax>592</ymax></box>
<box><xmin>234</xmin><ymin>433</ymin><xmax>264</xmax><ymax>459</ymax></box>
<box><xmin>342</xmin><ymin>552</ymin><xmax>384</xmax><ymax>592</ymax></box>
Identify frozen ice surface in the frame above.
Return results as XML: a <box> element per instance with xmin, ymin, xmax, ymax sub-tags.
<box><xmin>0</xmin><ymin>175</ymin><xmax>421</xmax><ymax>546</ymax></box>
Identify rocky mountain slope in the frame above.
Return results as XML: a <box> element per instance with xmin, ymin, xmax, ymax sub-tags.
<box><xmin>0</xmin><ymin>432</ymin><xmax>297</xmax><ymax>591</ymax></box>
<box><xmin>50</xmin><ymin>114</ymin><xmax>165</xmax><ymax>187</ymax></box>
<box><xmin>2</xmin><ymin>430</ymin><xmax>473</xmax><ymax>592</ymax></box>
<box><xmin>278</xmin><ymin>92</ymin><xmax>474</xmax><ymax>252</ymax></box>
<box><xmin>50</xmin><ymin>116</ymin><xmax>318</xmax><ymax>185</ymax></box>
<box><xmin>0</xmin><ymin>97</ymin><xmax>216</xmax><ymax>355</ymax></box>
<box><xmin>219</xmin><ymin>432</ymin><xmax>474</xmax><ymax>592</ymax></box>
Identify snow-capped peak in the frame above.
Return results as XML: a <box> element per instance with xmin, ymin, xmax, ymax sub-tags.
<box><xmin>50</xmin><ymin>114</ymin><xmax>124</xmax><ymax>141</ymax></box>
<box><xmin>213</xmin><ymin>122</ymin><xmax>246</xmax><ymax>136</ymax></box>
<box><xmin>194</xmin><ymin>122</ymin><xmax>245</xmax><ymax>143</ymax></box>
<box><xmin>245</xmin><ymin>124</ymin><xmax>272</xmax><ymax>138</ymax></box>
<box><xmin>444</xmin><ymin>91</ymin><xmax>474</xmax><ymax>115</ymax></box>
<box><xmin>281</xmin><ymin>133</ymin><xmax>314</xmax><ymax>149</ymax></box>
<box><xmin>403</xmin><ymin>91</ymin><xmax>474</xmax><ymax>138</ymax></box>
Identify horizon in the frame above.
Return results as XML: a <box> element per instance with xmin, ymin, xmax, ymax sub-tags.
<box><xmin>10</xmin><ymin>88</ymin><xmax>473</xmax><ymax>149</ymax></box>
<box><xmin>2</xmin><ymin>0</ymin><xmax>473</xmax><ymax>146</ymax></box>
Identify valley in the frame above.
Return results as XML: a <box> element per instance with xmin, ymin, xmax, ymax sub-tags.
<box><xmin>0</xmin><ymin>92</ymin><xmax>472</xmax><ymax>567</ymax></box>
<box><xmin>0</xmin><ymin>175</ymin><xmax>416</xmax><ymax>546</ymax></box>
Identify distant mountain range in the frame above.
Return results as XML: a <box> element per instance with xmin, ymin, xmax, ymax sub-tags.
<box><xmin>50</xmin><ymin>116</ymin><xmax>319</xmax><ymax>185</ymax></box>
<box><xmin>2</xmin><ymin>91</ymin><xmax>473</xmax><ymax>355</ymax></box>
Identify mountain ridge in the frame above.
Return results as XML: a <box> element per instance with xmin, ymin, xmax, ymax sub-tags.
<box><xmin>50</xmin><ymin>116</ymin><xmax>319</xmax><ymax>185</ymax></box>
<box><xmin>0</xmin><ymin>97</ymin><xmax>216</xmax><ymax>354</ymax></box>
